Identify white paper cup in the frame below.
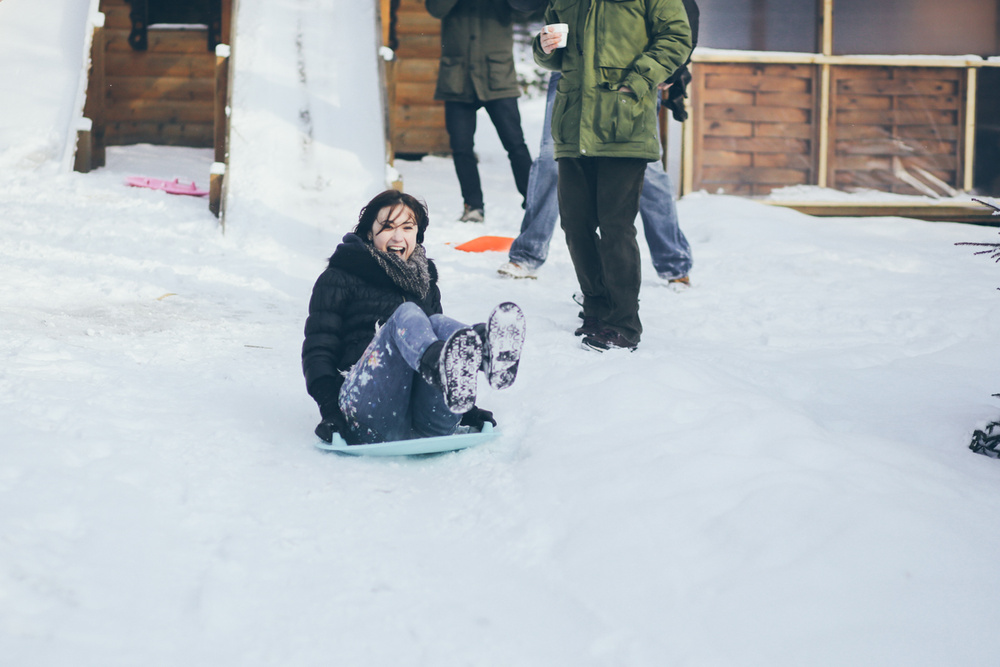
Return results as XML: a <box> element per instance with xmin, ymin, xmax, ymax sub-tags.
<box><xmin>545</xmin><ymin>23</ymin><xmax>569</xmax><ymax>49</ymax></box>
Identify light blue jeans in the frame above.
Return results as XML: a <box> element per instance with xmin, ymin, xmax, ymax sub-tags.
<box><xmin>507</xmin><ymin>72</ymin><xmax>693</xmax><ymax>279</ymax></box>
<box><xmin>338</xmin><ymin>302</ymin><xmax>466</xmax><ymax>444</ymax></box>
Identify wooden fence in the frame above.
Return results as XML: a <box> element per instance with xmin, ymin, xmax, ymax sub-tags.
<box><xmin>684</xmin><ymin>51</ymin><xmax>995</xmax><ymax>207</ymax></box>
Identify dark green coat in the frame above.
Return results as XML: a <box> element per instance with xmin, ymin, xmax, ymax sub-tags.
<box><xmin>426</xmin><ymin>0</ymin><xmax>521</xmax><ymax>103</ymax></box>
<box><xmin>533</xmin><ymin>0</ymin><xmax>692</xmax><ymax>160</ymax></box>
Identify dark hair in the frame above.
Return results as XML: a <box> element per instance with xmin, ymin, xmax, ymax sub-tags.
<box><xmin>354</xmin><ymin>190</ymin><xmax>430</xmax><ymax>244</ymax></box>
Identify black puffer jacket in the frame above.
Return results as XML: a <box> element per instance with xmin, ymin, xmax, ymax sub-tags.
<box><xmin>302</xmin><ymin>234</ymin><xmax>443</xmax><ymax>410</ymax></box>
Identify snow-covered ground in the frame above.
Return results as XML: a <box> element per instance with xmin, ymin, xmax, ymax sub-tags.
<box><xmin>3</xmin><ymin>2</ymin><xmax>1000</xmax><ymax>665</ymax></box>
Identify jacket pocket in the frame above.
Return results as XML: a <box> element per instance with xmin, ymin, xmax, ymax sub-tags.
<box><xmin>551</xmin><ymin>78</ymin><xmax>580</xmax><ymax>145</ymax></box>
<box><xmin>594</xmin><ymin>87</ymin><xmax>645</xmax><ymax>143</ymax></box>
<box><xmin>486</xmin><ymin>53</ymin><xmax>516</xmax><ymax>91</ymax></box>
<box><xmin>437</xmin><ymin>56</ymin><xmax>466</xmax><ymax>95</ymax></box>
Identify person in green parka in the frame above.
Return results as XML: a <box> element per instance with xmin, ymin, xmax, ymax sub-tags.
<box><xmin>426</xmin><ymin>0</ymin><xmax>534</xmax><ymax>222</ymax></box>
<box><xmin>533</xmin><ymin>0</ymin><xmax>692</xmax><ymax>351</ymax></box>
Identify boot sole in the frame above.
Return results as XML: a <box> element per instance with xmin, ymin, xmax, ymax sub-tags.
<box><xmin>485</xmin><ymin>302</ymin><xmax>526</xmax><ymax>390</ymax></box>
<box><xmin>440</xmin><ymin>329</ymin><xmax>482</xmax><ymax>414</ymax></box>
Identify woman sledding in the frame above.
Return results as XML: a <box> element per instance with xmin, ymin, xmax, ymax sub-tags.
<box><xmin>302</xmin><ymin>189</ymin><xmax>526</xmax><ymax>445</ymax></box>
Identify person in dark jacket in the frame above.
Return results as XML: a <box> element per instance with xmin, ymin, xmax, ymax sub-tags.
<box><xmin>303</xmin><ymin>190</ymin><xmax>526</xmax><ymax>445</ymax></box>
<box><xmin>426</xmin><ymin>0</ymin><xmax>534</xmax><ymax>222</ymax></box>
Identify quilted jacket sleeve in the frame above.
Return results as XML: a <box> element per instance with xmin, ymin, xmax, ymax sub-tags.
<box><xmin>302</xmin><ymin>268</ymin><xmax>351</xmax><ymax>403</ymax></box>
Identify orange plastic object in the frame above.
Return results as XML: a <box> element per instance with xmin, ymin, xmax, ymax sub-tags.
<box><xmin>453</xmin><ymin>236</ymin><xmax>514</xmax><ymax>253</ymax></box>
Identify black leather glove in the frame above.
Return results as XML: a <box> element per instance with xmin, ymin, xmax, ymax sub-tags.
<box><xmin>460</xmin><ymin>405</ymin><xmax>497</xmax><ymax>431</ymax></box>
<box><xmin>315</xmin><ymin>412</ymin><xmax>347</xmax><ymax>443</ymax></box>
<box><xmin>309</xmin><ymin>376</ymin><xmax>350</xmax><ymax>443</ymax></box>
<box><xmin>663</xmin><ymin>65</ymin><xmax>692</xmax><ymax>122</ymax></box>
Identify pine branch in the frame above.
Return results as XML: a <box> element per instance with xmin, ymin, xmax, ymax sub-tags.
<box><xmin>956</xmin><ymin>199</ymin><xmax>1000</xmax><ymax>286</ymax></box>
<box><xmin>971</xmin><ymin>197</ymin><xmax>1000</xmax><ymax>214</ymax></box>
<box><xmin>954</xmin><ymin>241</ymin><xmax>1000</xmax><ymax>262</ymax></box>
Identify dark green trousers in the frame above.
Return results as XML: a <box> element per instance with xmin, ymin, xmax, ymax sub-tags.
<box><xmin>557</xmin><ymin>156</ymin><xmax>647</xmax><ymax>344</ymax></box>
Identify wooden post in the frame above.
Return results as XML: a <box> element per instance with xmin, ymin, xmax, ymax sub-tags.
<box><xmin>681</xmin><ymin>63</ymin><xmax>697</xmax><ymax>195</ymax></box>
<box><xmin>74</xmin><ymin>118</ymin><xmax>94</xmax><ymax>174</ymax></box>
<box><xmin>211</xmin><ymin>43</ymin><xmax>229</xmax><ymax>220</ymax></box>
<box><xmin>816</xmin><ymin>63</ymin><xmax>831</xmax><ymax>188</ymax></box>
<box><xmin>817</xmin><ymin>0</ymin><xmax>833</xmax><ymax>56</ymax></box>
<box><xmin>79</xmin><ymin>12</ymin><xmax>106</xmax><ymax>172</ymax></box>
<box><xmin>222</xmin><ymin>0</ymin><xmax>233</xmax><ymax>44</ymax></box>
<box><xmin>658</xmin><ymin>88</ymin><xmax>668</xmax><ymax>171</ymax></box>
<box><xmin>214</xmin><ymin>43</ymin><xmax>231</xmax><ymax>165</ymax></box>
<box><xmin>815</xmin><ymin>0</ymin><xmax>833</xmax><ymax>187</ymax></box>
<box><xmin>210</xmin><ymin>161</ymin><xmax>226</xmax><ymax>219</ymax></box>
<box><xmin>89</xmin><ymin>14</ymin><xmax>106</xmax><ymax>168</ymax></box>
<box><xmin>381</xmin><ymin>0</ymin><xmax>392</xmax><ymax>48</ymax></box>
<box><xmin>964</xmin><ymin>66</ymin><xmax>977</xmax><ymax>193</ymax></box>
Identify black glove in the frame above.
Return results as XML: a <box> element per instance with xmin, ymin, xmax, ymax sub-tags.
<box><xmin>315</xmin><ymin>412</ymin><xmax>347</xmax><ymax>443</ymax></box>
<box><xmin>663</xmin><ymin>65</ymin><xmax>692</xmax><ymax>122</ymax></box>
<box><xmin>460</xmin><ymin>405</ymin><xmax>497</xmax><ymax>431</ymax></box>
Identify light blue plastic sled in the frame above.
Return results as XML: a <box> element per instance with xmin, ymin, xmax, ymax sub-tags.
<box><xmin>314</xmin><ymin>422</ymin><xmax>496</xmax><ymax>457</ymax></box>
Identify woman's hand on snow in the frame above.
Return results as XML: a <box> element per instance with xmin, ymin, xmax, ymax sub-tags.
<box><xmin>460</xmin><ymin>406</ymin><xmax>497</xmax><ymax>430</ymax></box>
<box><xmin>314</xmin><ymin>414</ymin><xmax>347</xmax><ymax>443</ymax></box>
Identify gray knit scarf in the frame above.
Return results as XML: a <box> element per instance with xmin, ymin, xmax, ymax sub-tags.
<box><xmin>364</xmin><ymin>243</ymin><xmax>431</xmax><ymax>299</ymax></box>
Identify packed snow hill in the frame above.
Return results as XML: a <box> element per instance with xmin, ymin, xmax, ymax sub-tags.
<box><xmin>3</xmin><ymin>1</ymin><xmax>1000</xmax><ymax>665</ymax></box>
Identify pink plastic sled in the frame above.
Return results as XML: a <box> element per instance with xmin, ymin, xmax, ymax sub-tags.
<box><xmin>125</xmin><ymin>176</ymin><xmax>208</xmax><ymax>197</ymax></box>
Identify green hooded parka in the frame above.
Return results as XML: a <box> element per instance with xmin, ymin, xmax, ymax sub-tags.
<box><xmin>533</xmin><ymin>0</ymin><xmax>692</xmax><ymax>161</ymax></box>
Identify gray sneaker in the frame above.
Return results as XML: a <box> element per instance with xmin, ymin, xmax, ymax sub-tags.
<box><xmin>497</xmin><ymin>261</ymin><xmax>537</xmax><ymax>279</ymax></box>
<box><xmin>459</xmin><ymin>205</ymin><xmax>485</xmax><ymax>223</ymax></box>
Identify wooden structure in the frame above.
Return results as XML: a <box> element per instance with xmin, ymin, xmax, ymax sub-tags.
<box><xmin>384</xmin><ymin>0</ymin><xmax>450</xmax><ymax>156</ymax></box>
<box><xmin>682</xmin><ymin>0</ymin><xmax>1000</xmax><ymax>222</ymax></box>
<box><xmin>76</xmin><ymin>0</ymin><xmax>235</xmax><ymax>219</ymax></box>
<box><xmin>684</xmin><ymin>53</ymin><xmax>989</xmax><ymax>198</ymax></box>
<box><xmin>98</xmin><ymin>0</ymin><xmax>231</xmax><ymax>147</ymax></box>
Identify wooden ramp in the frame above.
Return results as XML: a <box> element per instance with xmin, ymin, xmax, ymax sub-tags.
<box><xmin>764</xmin><ymin>199</ymin><xmax>1000</xmax><ymax>225</ymax></box>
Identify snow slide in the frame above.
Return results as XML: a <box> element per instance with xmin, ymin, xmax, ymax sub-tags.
<box><xmin>0</xmin><ymin>0</ymin><xmax>97</xmax><ymax>172</ymax></box>
<box><xmin>226</xmin><ymin>0</ymin><xmax>390</xmax><ymax>228</ymax></box>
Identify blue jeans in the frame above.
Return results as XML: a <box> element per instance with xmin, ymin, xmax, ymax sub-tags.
<box><xmin>507</xmin><ymin>73</ymin><xmax>693</xmax><ymax>279</ymax></box>
<box><xmin>338</xmin><ymin>303</ymin><xmax>466</xmax><ymax>444</ymax></box>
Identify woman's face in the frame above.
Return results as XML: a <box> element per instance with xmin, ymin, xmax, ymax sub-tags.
<box><xmin>370</xmin><ymin>204</ymin><xmax>418</xmax><ymax>260</ymax></box>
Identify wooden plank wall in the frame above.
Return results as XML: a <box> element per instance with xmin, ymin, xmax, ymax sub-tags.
<box><xmin>688</xmin><ymin>60</ymin><xmax>969</xmax><ymax>198</ymax></box>
<box><xmin>99</xmin><ymin>0</ymin><xmax>222</xmax><ymax>147</ymax></box>
<box><xmin>393</xmin><ymin>0</ymin><xmax>448</xmax><ymax>155</ymax></box>
<box><xmin>690</xmin><ymin>63</ymin><xmax>820</xmax><ymax>196</ymax></box>
<box><xmin>828</xmin><ymin>66</ymin><xmax>965</xmax><ymax>195</ymax></box>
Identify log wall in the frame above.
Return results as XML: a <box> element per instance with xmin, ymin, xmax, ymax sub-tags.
<box><xmin>98</xmin><ymin>0</ymin><xmax>228</xmax><ymax>147</ymax></box>
<box><xmin>392</xmin><ymin>0</ymin><xmax>448</xmax><ymax>155</ymax></box>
